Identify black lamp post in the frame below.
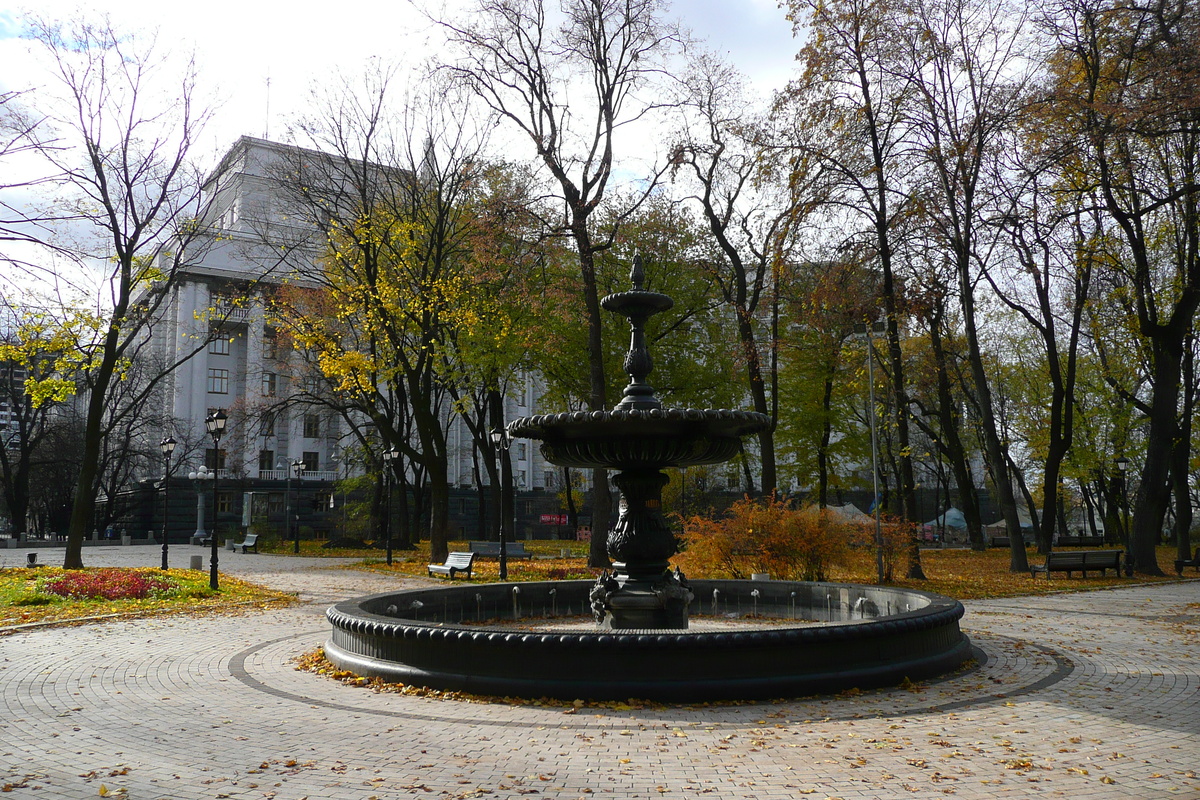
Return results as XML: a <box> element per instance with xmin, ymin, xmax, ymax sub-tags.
<box><xmin>854</xmin><ymin>320</ymin><xmax>887</xmax><ymax>583</ymax></box>
<box><xmin>1116</xmin><ymin>456</ymin><xmax>1133</xmax><ymax>575</ymax></box>
<box><xmin>205</xmin><ymin>409</ymin><xmax>227</xmax><ymax>590</ymax></box>
<box><xmin>159</xmin><ymin>436</ymin><xmax>176</xmax><ymax>570</ymax></box>
<box><xmin>291</xmin><ymin>458</ymin><xmax>305</xmax><ymax>553</ymax></box>
<box><xmin>490</xmin><ymin>428</ymin><xmax>511</xmax><ymax>581</ymax></box>
<box><xmin>382</xmin><ymin>447</ymin><xmax>399</xmax><ymax>566</ymax></box>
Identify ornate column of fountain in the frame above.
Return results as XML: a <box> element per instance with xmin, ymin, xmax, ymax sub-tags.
<box><xmin>508</xmin><ymin>256</ymin><xmax>770</xmax><ymax>629</ymax></box>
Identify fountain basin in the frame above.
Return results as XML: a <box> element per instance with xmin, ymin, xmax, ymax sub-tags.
<box><xmin>325</xmin><ymin>580</ymin><xmax>971</xmax><ymax>702</ymax></box>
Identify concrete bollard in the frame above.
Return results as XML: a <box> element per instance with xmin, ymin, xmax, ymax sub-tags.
<box><xmin>189</xmin><ymin>555</ymin><xmax>203</xmax><ymax>571</ymax></box>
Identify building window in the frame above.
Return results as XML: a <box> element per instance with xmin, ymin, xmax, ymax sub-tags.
<box><xmin>261</xmin><ymin>411</ymin><xmax>276</xmax><ymax>437</ymax></box>
<box><xmin>268</xmin><ymin>493</ymin><xmax>284</xmax><ymax>514</ymax></box>
<box><xmin>263</xmin><ymin>333</ymin><xmax>278</xmax><ymax>360</ymax></box>
<box><xmin>303</xmin><ymin>414</ymin><xmax>320</xmax><ymax>438</ymax></box>
<box><xmin>217</xmin><ymin>491</ymin><xmax>233</xmax><ymax>514</ymax></box>
<box><xmin>262</xmin><ymin>372</ymin><xmax>277</xmax><ymax>397</ymax></box>
<box><xmin>302</xmin><ymin>451</ymin><xmax>319</xmax><ymax>472</ymax></box>
<box><xmin>207</xmin><ymin>368</ymin><xmax>229</xmax><ymax>394</ymax></box>
<box><xmin>220</xmin><ymin>203</ymin><xmax>238</xmax><ymax>229</ymax></box>
<box><xmin>205</xmin><ymin>448</ymin><xmax>227</xmax><ymax>470</ymax></box>
<box><xmin>516</xmin><ymin>442</ymin><xmax>527</xmax><ymax>460</ymax></box>
<box><xmin>258</xmin><ymin>449</ymin><xmax>274</xmax><ymax>472</ymax></box>
<box><xmin>314</xmin><ymin>491</ymin><xmax>333</xmax><ymax>511</ymax></box>
<box><xmin>209</xmin><ymin>334</ymin><xmax>230</xmax><ymax>355</ymax></box>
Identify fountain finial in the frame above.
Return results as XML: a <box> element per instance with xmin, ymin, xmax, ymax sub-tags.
<box><xmin>601</xmin><ymin>256</ymin><xmax>673</xmax><ymax>411</ymax></box>
<box><xmin>630</xmin><ymin>253</ymin><xmax>645</xmax><ymax>290</ymax></box>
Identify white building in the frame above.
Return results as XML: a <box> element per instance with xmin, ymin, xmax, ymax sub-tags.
<box><xmin>144</xmin><ymin>136</ymin><xmax>550</xmax><ymax>507</ymax></box>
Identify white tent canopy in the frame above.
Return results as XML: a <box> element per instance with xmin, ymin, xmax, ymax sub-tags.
<box><xmin>827</xmin><ymin>503</ymin><xmax>873</xmax><ymax>524</ymax></box>
<box><xmin>924</xmin><ymin>507</ymin><xmax>967</xmax><ymax>529</ymax></box>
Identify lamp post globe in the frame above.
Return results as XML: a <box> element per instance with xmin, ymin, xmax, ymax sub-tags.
<box><xmin>159</xmin><ymin>436</ymin><xmax>176</xmax><ymax>570</ymax></box>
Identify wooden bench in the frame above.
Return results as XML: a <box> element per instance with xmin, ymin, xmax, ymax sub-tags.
<box><xmin>428</xmin><ymin>551</ymin><xmax>475</xmax><ymax>579</ymax></box>
<box><xmin>468</xmin><ymin>541</ymin><xmax>532</xmax><ymax>559</ymax></box>
<box><xmin>1057</xmin><ymin>536</ymin><xmax>1105</xmax><ymax>547</ymax></box>
<box><xmin>233</xmin><ymin>533</ymin><xmax>259</xmax><ymax>553</ymax></box>
<box><xmin>1030</xmin><ymin>549</ymin><xmax>1124</xmax><ymax>578</ymax></box>
<box><xmin>989</xmin><ymin>536</ymin><xmax>1011</xmax><ymax>548</ymax></box>
<box><xmin>1175</xmin><ymin>547</ymin><xmax>1200</xmax><ymax>576</ymax></box>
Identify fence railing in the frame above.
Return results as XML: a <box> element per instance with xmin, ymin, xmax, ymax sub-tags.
<box><xmin>257</xmin><ymin>469</ymin><xmax>337</xmax><ymax>481</ymax></box>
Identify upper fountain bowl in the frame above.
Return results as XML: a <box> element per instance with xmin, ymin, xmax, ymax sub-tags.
<box><xmin>508</xmin><ymin>407</ymin><xmax>770</xmax><ymax>470</ymax></box>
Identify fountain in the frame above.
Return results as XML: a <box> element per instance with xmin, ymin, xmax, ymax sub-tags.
<box><xmin>325</xmin><ymin>257</ymin><xmax>972</xmax><ymax>701</ymax></box>
<box><xmin>508</xmin><ymin>256</ymin><xmax>771</xmax><ymax>629</ymax></box>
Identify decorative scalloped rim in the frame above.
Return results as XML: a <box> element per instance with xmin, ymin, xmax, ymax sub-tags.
<box><xmin>507</xmin><ymin>408</ymin><xmax>771</xmax><ymax>439</ymax></box>
<box><xmin>326</xmin><ymin>581</ymin><xmax>964</xmax><ymax>652</ymax></box>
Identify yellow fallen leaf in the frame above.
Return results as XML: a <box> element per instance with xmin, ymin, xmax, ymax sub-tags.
<box><xmin>98</xmin><ymin>786</ymin><xmax>108</xmax><ymax>797</ymax></box>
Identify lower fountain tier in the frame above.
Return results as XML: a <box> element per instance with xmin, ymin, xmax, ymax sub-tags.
<box><xmin>325</xmin><ymin>579</ymin><xmax>972</xmax><ymax>702</ymax></box>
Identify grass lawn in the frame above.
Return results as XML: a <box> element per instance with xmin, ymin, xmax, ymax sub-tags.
<box><xmin>0</xmin><ymin>566</ymin><xmax>296</xmax><ymax>629</ymax></box>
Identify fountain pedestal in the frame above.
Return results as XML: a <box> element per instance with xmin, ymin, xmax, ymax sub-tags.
<box><xmin>601</xmin><ymin>468</ymin><xmax>692</xmax><ymax>628</ymax></box>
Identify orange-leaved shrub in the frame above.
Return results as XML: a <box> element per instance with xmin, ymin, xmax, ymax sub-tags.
<box><xmin>675</xmin><ymin>494</ymin><xmax>853</xmax><ymax>581</ymax></box>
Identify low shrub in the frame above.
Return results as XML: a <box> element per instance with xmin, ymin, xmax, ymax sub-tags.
<box><xmin>39</xmin><ymin>568</ymin><xmax>177</xmax><ymax>601</ymax></box>
<box><xmin>676</xmin><ymin>494</ymin><xmax>852</xmax><ymax>581</ymax></box>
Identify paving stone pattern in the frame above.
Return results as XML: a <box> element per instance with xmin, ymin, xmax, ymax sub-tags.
<box><xmin>1</xmin><ymin>545</ymin><xmax>1197</xmax><ymax>799</ymax></box>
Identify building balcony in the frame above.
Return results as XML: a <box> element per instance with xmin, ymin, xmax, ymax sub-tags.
<box><xmin>257</xmin><ymin>469</ymin><xmax>338</xmax><ymax>481</ymax></box>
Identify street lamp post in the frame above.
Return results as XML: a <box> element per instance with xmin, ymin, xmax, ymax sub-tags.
<box><xmin>382</xmin><ymin>447</ymin><xmax>399</xmax><ymax>566</ymax></box>
<box><xmin>490</xmin><ymin>429</ymin><xmax>511</xmax><ymax>581</ymax></box>
<box><xmin>854</xmin><ymin>321</ymin><xmax>887</xmax><ymax>584</ymax></box>
<box><xmin>205</xmin><ymin>409</ymin><xmax>227</xmax><ymax>590</ymax></box>
<box><xmin>159</xmin><ymin>436</ymin><xmax>176</xmax><ymax>570</ymax></box>
<box><xmin>291</xmin><ymin>458</ymin><xmax>305</xmax><ymax>553</ymax></box>
<box><xmin>188</xmin><ymin>466</ymin><xmax>212</xmax><ymax>543</ymax></box>
<box><xmin>1116</xmin><ymin>457</ymin><xmax>1132</xmax><ymax>576</ymax></box>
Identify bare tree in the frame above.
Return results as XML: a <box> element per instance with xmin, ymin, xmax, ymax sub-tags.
<box><xmin>669</xmin><ymin>52</ymin><xmax>823</xmax><ymax>495</ymax></box>
<box><xmin>1</xmin><ymin>19</ymin><xmax>227</xmax><ymax>568</ymax></box>
<box><xmin>784</xmin><ymin>0</ymin><xmax>927</xmax><ymax>576</ymax></box>
<box><xmin>437</xmin><ymin>0</ymin><xmax>683</xmax><ymax>566</ymax></box>
<box><xmin>897</xmin><ymin>0</ymin><xmax>1034</xmax><ymax>569</ymax></box>
<box><xmin>1040</xmin><ymin>0</ymin><xmax>1200</xmax><ymax>574</ymax></box>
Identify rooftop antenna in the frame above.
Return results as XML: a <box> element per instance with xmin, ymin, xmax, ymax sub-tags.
<box><xmin>263</xmin><ymin>71</ymin><xmax>271</xmax><ymax>140</ymax></box>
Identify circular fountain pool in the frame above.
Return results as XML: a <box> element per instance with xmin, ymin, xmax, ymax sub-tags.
<box><xmin>325</xmin><ymin>579</ymin><xmax>971</xmax><ymax>702</ymax></box>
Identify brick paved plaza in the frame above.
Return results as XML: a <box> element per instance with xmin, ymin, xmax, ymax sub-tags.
<box><xmin>1</xmin><ymin>545</ymin><xmax>1197</xmax><ymax>799</ymax></box>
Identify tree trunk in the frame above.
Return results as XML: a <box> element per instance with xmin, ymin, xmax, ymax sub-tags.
<box><xmin>959</xmin><ymin>269</ymin><xmax>1027</xmax><ymax>571</ymax></box>
<box><xmin>929</xmin><ymin>313</ymin><xmax>984</xmax><ymax>549</ymax></box>
<box><xmin>1175</xmin><ymin>338</ymin><xmax>1195</xmax><ymax>561</ymax></box>
<box><xmin>817</xmin><ymin>372</ymin><xmax>834</xmax><ymax>508</ymax></box>
<box><xmin>571</xmin><ymin>223</ymin><xmax>612</xmax><ymax>569</ymax></box>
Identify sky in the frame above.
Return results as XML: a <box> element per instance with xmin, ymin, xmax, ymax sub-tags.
<box><xmin>0</xmin><ymin>0</ymin><xmax>802</xmax><ymax>168</ymax></box>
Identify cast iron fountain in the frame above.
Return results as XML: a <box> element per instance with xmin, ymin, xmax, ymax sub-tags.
<box><xmin>325</xmin><ymin>257</ymin><xmax>972</xmax><ymax>701</ymax></box>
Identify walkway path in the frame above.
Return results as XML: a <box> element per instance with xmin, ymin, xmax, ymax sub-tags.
<box><xmin>1</xmin><ymin>545</ymin><xmax>1197</xmax><ymax>799</ymax></box>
